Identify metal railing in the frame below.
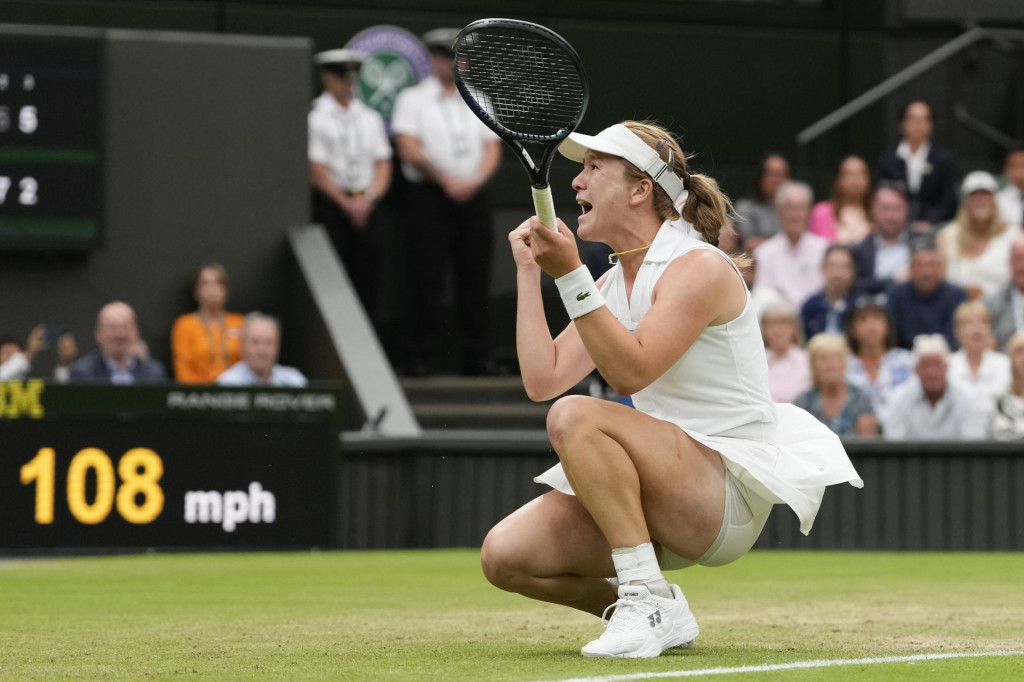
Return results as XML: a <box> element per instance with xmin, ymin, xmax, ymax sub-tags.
<box><xmin>796</xmin><ymin>27</ymin><xmax>1024</xmax><ymax>148</ymax></box>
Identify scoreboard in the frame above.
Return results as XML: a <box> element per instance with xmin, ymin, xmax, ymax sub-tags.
<box><xmin>0</xmin><ymin>383</ymin><xmax>342</xmax><ymax>552</ymax></box>
<box><xmin>0</xmin><ymin>33</ymin><xmax>102</xmax><ymax>249</ymax></box>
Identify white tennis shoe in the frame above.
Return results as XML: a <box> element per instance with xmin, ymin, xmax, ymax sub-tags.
<box><xmin>581</xmin><ymin>583</ymin><xmax>699</xmax><ymax>658</ymax></box>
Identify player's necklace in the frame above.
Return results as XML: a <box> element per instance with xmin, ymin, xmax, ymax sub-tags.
<box><xmin>608</xmin><ymin>244</ymin><xmax>651</xmax><ymax>265</ymax></box>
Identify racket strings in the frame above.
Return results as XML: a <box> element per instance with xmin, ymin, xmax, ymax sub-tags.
<box><xmin>454</xmin><ymin>31</ymin><xmax>586</xmax><ymax>139</ymax></box>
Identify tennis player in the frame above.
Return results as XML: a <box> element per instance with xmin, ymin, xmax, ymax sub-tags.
<box><xmin>480</xmin><ymin>121</ymin><xmax>863</xmax><ymax>659</ymax></box>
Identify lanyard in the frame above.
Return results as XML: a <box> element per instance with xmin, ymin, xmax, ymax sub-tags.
<box><xmin>198</xmin><ymin>312</ymin><xmax>231</xmax><ymax>370</ymax></box>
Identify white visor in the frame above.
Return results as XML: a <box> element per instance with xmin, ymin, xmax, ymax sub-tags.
<box><xmin>558</xmin><ymin>124</ymin><xmax>688</xmax><ymax>207</ymax></box>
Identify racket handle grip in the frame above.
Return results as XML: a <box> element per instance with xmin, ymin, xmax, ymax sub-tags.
<box><xmin>532</xmin><ymin>186</ymin><xmax>558</xmax><ymax>232</ymax></box>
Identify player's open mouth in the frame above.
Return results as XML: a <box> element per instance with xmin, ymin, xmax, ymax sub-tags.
<box><xmin>578</xmin><ymin>200</ymin><xmax>592</xmax><ymax>215</ymax></box>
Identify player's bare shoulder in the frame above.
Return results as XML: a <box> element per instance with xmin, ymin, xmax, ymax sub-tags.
<box><xmin>656</xmin><ymin>249</ymin><xmax>746</xmax><ymax>321</ymax></box>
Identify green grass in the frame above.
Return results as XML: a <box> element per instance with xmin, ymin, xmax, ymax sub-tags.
<box><xmin>0</xmin><ymin>550</ymin><xmax>1022</xmax><ymax>680</ymax></box>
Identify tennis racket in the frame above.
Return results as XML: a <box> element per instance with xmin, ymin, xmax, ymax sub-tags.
<box><xmin>452</xmin><ymin>19</ymin><xmax>589</xmax><ymax>231</ymax></box>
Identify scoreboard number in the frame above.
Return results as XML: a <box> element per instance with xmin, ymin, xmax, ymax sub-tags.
<box><xmin>20</xmin><ymin>447</ymin><xmax>165</xmax><ymax>525</ymax></box>
<box><xmin>0</xmin><ymin>34</ymin><xmax>101</xmax><ymax>248</ymax></box>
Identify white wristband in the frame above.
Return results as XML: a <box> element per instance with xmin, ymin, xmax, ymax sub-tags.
<box><xmin>554</xmin><ymin>265</ymin><xmax>605</xmax><ymax>320</ymax></box>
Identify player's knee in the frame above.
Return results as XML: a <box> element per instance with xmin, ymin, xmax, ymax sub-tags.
<box><xmin>480</xmin><ymin>526</ymin><xmax>524</xmax><ymax>592</ymax></box>
<box><xmin>546</xmin><ymin>395</ymin><xmax>598</xmax><ymax>449</ymax></box>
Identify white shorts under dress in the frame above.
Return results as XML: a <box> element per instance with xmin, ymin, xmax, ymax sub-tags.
<box><xmin>662</xmin><ymin>464</ymin><xmax>773</xmax><ymax>569</ymax></box>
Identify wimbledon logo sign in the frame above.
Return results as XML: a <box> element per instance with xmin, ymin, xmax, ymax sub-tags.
<box><xmin>347</xmin><ymin>25</ymin><xmax>432</xmax><ymax>129</ymax></box>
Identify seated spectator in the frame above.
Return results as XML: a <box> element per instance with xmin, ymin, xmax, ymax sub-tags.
<box><xmin>741</xmin><ymin>251</ymin><xmax>784</xmax><ymax>325</ymax></box>
<box><xmin>0</xmin><ymin>325</ymin><xmax>78</xmax><ymax>382</ymax></box>
<box><xmin>753</xmin><ymin>180</ymin><xmax>829</xmax><ymax>310</ymax></box>
<box><xmin>995</xmin><ymin>147</ymin><xmax>1024</xmax><ymax>228</ymax></box>
<box><xmin>0</xmin><ymin>336</ymin><xmax>18</xmax><ymax>365</ymax></box>
<box><xmin>845</xmin><ymin>299</ymin><xmax>914</xmax><ymax>413</ymax></box>
<box><xmin>947</xmin><ymin>300</ymin><xmax>1010</xmax><ymax>400</ymax></box>
<box><xmin>761</xmin><ymin>301</ymin><xmax>810</xmax><ymax>404</ymax></box>
<box><xmin>984</xmin><ymin>234</ymin><xmax>1024</xmax><ymax>350</ymax></box>
<box><xmin>216</xmin><ymin>312</ymin><xmax>307</xmax><ymax>387</ymax></box>
<box><xmin>937</xmin><ymin>171</ymin><xmax>1022</xmax><ymax>299</ymax></box>
<box><xmin>886</xmin><ymin>237</ymin><xmax>968</xmax><ymax>350</ymax></box>
<box><xmin>990</xmin><ymin>331</ymin><xmax>1024</xmax><ymax>441</ymax></box>
<box><xmin>880</xmin><ymin>334</ymin><xmax>988</xmax><ymax>440</ymax></box>
<box><xmin>801</xmin><ymin>244</ymin><xmax>856</xmax><ymax>340</ymax></box>
<box><xmin>809</xmin><ymin>155</ymin><xmax>872</xmax><ymax>245</ymax></box>
<box><xmin>0</xmin><ymin>326</ymin><xmax>45</xmax><ymax>381</ymax></box>
<box><xmin>171</xmin><ymin>262</ymin><xmax>245</xmax><ymax>384</ymax></box>
<box><xmin>795</xmin><ymin>333</ymin><xmax>877</xmax><ymax>436</ymax></box>
<box><xmin>851</xmin><ymin>183</ymin><xmax>912</xmax><ymax>297</ymax></box>
<box><xmin>876</xmin><ymin>100</ymin><xmax>958</xmax><ymax>230</ymax></box>
<box><xmin>733</xmin><ymin>153</ymin><xmax>790</xmax><ymax>250</ymax></box>
<box><xmin>69</xmin><ymin>302</ymin><xmax>166</xmax><ymax>384</ymax></box>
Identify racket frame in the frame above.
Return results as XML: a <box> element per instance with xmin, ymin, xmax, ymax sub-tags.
<box><xmin>452</xmin><ymin>18</ymin><xmax>589</xmax><ymax>229</ymax></box>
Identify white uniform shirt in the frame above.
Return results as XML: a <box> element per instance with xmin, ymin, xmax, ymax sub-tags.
<box><xmin>995</xmin><ymin>183</ymin><xmax>1024</xmax><ymax>228</ymax></box>
<box><xmin>308</xmin><ymin>93</ymin><xmax>392</xmax><ymax>192</ymax></box>
<box><xmin>390</xmin><ymin>76</ymin><xmax>498</xmax><ymax>183</ymax></box>
<box><xmin>880</xmin><ymin>376</ymin><xmax>989</xmax><ymax>440</ymax></box>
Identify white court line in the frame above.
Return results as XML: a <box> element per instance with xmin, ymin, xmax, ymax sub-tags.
<box><xmin>537</xmin><ymin>650</ymin><xmax>1024</xmax><ymax>682</ymax></box>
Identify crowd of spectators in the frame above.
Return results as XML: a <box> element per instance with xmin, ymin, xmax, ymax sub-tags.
<box><xmin>1</xmin><ymin>261</ymin><xmax>306</xmax><ymax>389</ymax></box>
<box><xmin>728</xmin><ymin>101</ymin><xmax>1024</xmax><ymax>441</ymax></box>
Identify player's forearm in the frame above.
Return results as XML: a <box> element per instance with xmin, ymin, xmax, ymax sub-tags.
<box><xmin>572</xmin><ymin>312</ymin><xmax>650</xmax><ymax>396</ymax></box>
<box><xmin>515</xmin><ymin>270</ymin><xmax>562</xmax><ymax>401</ymax></box>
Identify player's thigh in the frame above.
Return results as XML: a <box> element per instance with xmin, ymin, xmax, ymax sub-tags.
<box><xmin>548</xmin><ymin>396</ymin><xmax>727</xmax><ymax>559</ymax></box>
<box><xmin>482</xmin><ymin>490</ymin><xmax>614</xmax><ymax>581</ymax></box>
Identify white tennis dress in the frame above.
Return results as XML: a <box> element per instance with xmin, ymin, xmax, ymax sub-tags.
<box><xmin>535</xmin><ymin>221</ymin><xmax>863</xmax><ymax>535</ymax></box>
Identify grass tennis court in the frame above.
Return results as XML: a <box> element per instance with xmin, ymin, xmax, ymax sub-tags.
<box><xmin>1</xmin><ymin>549</ymin><xmax>1021</xmax><ymax>680</ymax></box>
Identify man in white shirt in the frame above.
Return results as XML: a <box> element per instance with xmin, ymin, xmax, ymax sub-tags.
<box><xmin>995</xmin><ymin>148</ymin><xmax>1024</xmax><ymax>229</ymax></box>
<box><xmin>308</xmin><ymin>48</ymin><xmax>393</xmax><ymax>324</ymax></box>
<box><xmin>752</xmin><ymin>180</ymin><xmax>829</xmax><ymax>310</ymax></box>
<box><xmin>216</xmin><ymin>313</ymin><xmax>307</xmax><ymax>388</ymax></box>
<box><xmin>880</xmin><ymin>334</ymin><xmax>988</xmax><ymax>440</ymax></box>
<box><xmin>391</xmin><ymin>28</ymin><xmax>502</xmax><ymax>376</ymax></box>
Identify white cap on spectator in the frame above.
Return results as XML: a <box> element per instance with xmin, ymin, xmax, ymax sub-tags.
<box><xmin>959</xmin><ymin>170</ymin><xmax>998</xmax><ymax>198</ymax></box>
<box><xmin>421</xmin><ymin>28</ymin><xmax>460</xmax><ymax>54</ymax></box>
<box><xmin>912</xmin><ymin>334</ymin><xmax>950</xmax><ymax>361</ymax></box>
<box><xmin>313</xmin><ymin>49</ymin><xmax>368</xmax><ymax>67</ymax></box>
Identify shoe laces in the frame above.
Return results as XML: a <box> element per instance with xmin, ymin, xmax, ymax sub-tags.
<box><xmin>600</xmin><ymin>596</ymin><xmax>648</xmax><ymax>630</ymax></box>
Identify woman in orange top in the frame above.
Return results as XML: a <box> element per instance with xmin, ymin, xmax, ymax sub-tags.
<box><xmin>171</xmin><ymin>262</ymin><xmax>245</xmax><ymax>383</ymax></box>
